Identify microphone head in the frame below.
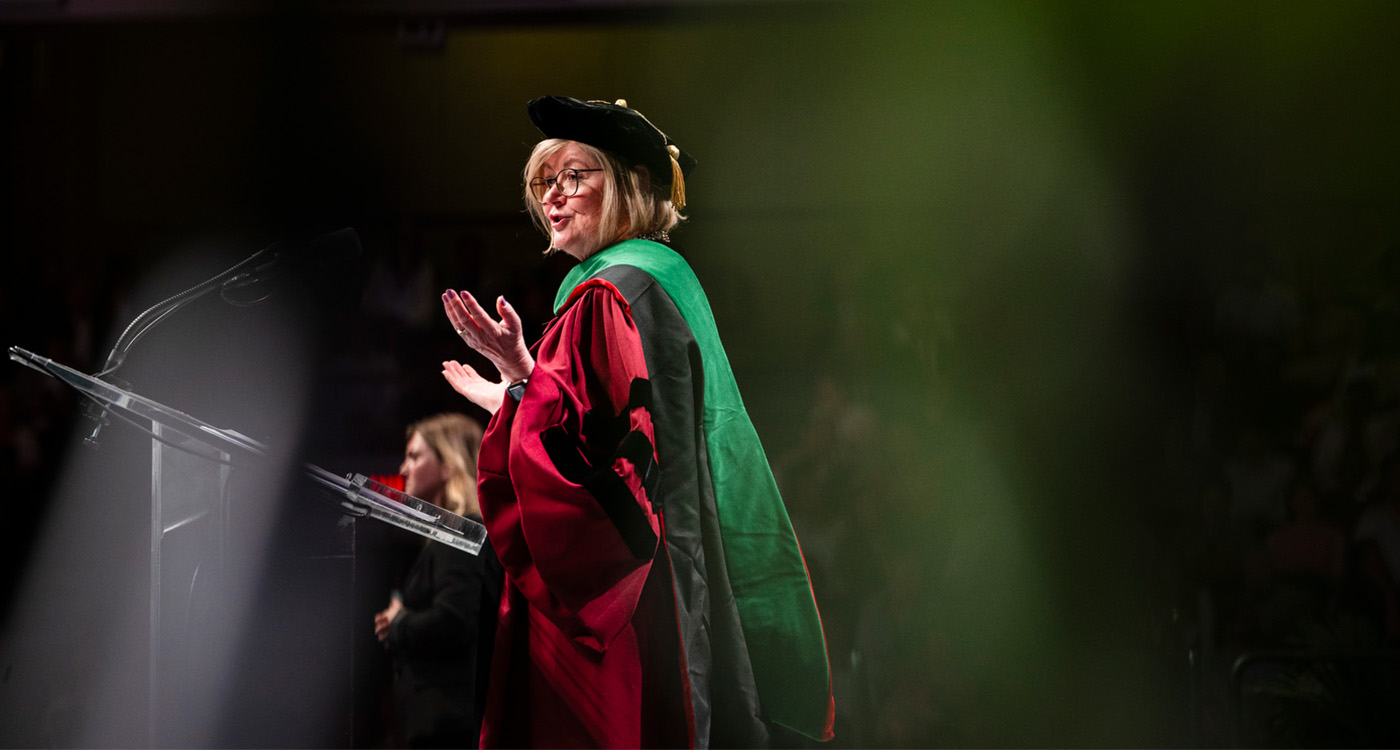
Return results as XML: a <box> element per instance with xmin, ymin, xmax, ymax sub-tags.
<box><xmin>229</xmin><ymin>227</ymin><xmax>363</xmax><ymax>294</ymax></box>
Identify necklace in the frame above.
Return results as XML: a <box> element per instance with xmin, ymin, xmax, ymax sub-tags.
<box><xmin>636</xmin><ymin>229</ymin><xmax>671</xmax><ymax>244</ymax></box>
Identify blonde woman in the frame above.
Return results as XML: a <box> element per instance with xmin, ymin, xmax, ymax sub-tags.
<box><xmin>439</xmin><ymin>97</ymin><xmax>833</xmax><ymax>748</ymax></box>
<box><xmin>373</xmin><ymin>413</ymin><xmax>502</xmax><ymax>748</ymax></box>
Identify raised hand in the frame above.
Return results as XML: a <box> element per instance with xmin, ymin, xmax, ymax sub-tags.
<box><xmin>441</xmin><ymin>289</ymin><xmax>535</xmax><ymax>383</ymax></box>
<box><xmin>441</xmin><ymin>359</ymin><xmax>506</xmax><ymax>415</ymax></box>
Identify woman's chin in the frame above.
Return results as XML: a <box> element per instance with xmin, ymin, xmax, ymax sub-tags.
<box><xmin>555</xmin><ymin>237</ymin><xmax>601</xmax><ymax>261</ymax></box>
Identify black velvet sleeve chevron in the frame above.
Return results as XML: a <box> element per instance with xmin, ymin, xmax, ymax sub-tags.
<box><xmin>540</xmin><ymin>377</ymin><xmax>658</xmax><ymax>560</ymax></box>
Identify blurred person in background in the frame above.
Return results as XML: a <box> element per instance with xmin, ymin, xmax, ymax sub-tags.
<box><xmin>374</xmin><ymin>413</ymin><xmax>503</xmax><ymax>748</ymax></box>
<box><xmin>437</xmin><ymin>96</ymin><xmax>834</xmax><ymax>748</ymax></box>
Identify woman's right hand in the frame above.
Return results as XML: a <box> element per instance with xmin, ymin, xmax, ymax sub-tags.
<box><xmin>442</xmin><ymin>289</ymin><xmax>535</xmax><ymax>383</ymax></box>
<box><xmin>442</xmin><ymin>359</ymin><xmax>506</xmax><ymax>415</ymax></box>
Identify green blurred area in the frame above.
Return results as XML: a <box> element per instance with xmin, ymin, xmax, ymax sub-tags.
<box><xmin>5</xmin><ymin>0</ymin><xmax>1399</xmax><ymax>746</ymax></box>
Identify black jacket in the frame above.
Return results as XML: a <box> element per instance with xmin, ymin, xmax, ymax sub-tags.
<box><xmin>387</xmin><ymin>530</ymin><xmax>503</xmax><ymax>748</ymax></box>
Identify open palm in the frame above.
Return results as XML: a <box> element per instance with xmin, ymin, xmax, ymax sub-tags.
<box><xmin>441</xmin><ymin>359</ymin><xmax>506</xmax><ymax>415</ymax></box>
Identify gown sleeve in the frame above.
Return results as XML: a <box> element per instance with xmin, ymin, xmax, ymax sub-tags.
<box><xmin>476</xmin><ymin>280</ymin><xmax>660</xmax><ymax>653</ymax></box>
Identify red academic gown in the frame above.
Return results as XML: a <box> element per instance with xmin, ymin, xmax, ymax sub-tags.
<box><xmin>476</xmin><ymin>279</ymin><xmax>691</xmax><ymax>748</ymax></box>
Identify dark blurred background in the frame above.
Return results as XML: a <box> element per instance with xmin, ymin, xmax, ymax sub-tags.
<box><xmin>3</xmin><ymin>0</ymin><xmax>1400</xmax><ymax>747</ymax></box>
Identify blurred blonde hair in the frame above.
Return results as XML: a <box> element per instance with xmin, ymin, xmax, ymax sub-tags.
<box><xmin>523</xmin><ymin>138</ymin><xmax>684</xmax><ymax>256</ymax></box>
<box><xmin>406</xmin><ymin>413</ymin><xmax>484</xmax><ymax>518</ymax></box>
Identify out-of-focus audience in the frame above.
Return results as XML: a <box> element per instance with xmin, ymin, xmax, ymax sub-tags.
<box><xmin>1173</xmin><ymin>245</ymin><xmax>1400</xmax><ymax>746</ymax></box>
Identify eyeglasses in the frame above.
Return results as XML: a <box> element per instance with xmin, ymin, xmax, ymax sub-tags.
<box><xmin>529</xmin><ymin>168</ymin><xmax>603</xmax><ymax>202</ymax></box>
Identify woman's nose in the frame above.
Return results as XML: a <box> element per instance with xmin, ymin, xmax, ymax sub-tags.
<box><xmin>542</xmin><ymin>182</ymin><xmax>565</xmax><ymax>205</ymax></box>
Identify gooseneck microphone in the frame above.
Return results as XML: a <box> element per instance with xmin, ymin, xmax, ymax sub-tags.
<box><xmin>82</xmin><ymin>228</ymin><xmax>361</xmax><ymax>448</ymax></box>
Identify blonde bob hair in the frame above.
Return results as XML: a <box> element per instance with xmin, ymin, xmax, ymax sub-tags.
<box><xmin>405</xmin><ymin>413</ymin><xmax>484</xmax><ymax>518</ymax></box>
<box><xmin>523</xmin><ymin>138</ymin><xmax>685</xmax><ymax>255</ymax></box>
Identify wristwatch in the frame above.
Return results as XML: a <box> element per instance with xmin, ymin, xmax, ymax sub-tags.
<box><xmin>506</xmin><ymin>378</ymin><xmax>528</xmax><ymax>402</ymax></box>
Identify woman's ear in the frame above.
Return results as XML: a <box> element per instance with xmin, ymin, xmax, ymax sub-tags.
<box><xmin>634</xmin><ymin>164</ymin><xmax>651</xmax><ymax>192</ymax></box>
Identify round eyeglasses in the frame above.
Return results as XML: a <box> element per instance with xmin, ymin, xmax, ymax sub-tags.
<box><xmin>529</xmin><ymin>167</ymin><xmax>603</xmax><ymax>202</ymax></box>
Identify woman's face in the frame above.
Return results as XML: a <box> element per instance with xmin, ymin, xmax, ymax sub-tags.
<box><xmin>537</xmin><ymin>141</ymin><xmax>606</xmax><ymax>260</ymax></box>
<box><xmin>400</xmin><ymin>430</ymin><xmax>449</xmax><ymax>506</ymax></box>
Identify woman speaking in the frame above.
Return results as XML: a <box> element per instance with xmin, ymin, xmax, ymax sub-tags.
<box><xmin>440</xmin><ymin>96</ymin><xmax>834</xmax><ymax>749</ymax></box>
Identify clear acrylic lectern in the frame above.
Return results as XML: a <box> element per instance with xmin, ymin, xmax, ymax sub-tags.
<box><xmin>9</xmin><ymin>345</ymin><xmax>486</xmax><ymax>747</ymax></box>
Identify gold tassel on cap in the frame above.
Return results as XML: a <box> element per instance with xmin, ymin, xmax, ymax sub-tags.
<box><xmin>668</xmin><ymin>144</ymin><xmax>686</xmax><ymax>211</ymax></box>
<box><xmin>605</xmin><ymin>98</ymin><xmax>685</xmax><ymax>210</ymax></box>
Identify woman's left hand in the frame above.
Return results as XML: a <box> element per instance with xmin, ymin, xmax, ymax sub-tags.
<box><xmin>442</xmin><ymin>359</ymin><xmax>506</xmax><ymax>415</ymax></box>
<box><xmin>442</xmin><ymin>289</ymin><xmax>535</xmax><ymax>383</ymax></box>
<box><xmin>373</xmin><ymin>598</ymin><xmax>404</xmax><ymax>645</ymax></box>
